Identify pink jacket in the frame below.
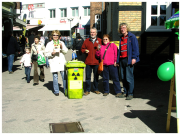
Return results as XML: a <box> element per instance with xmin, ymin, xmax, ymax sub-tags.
<box><xmin>95</xmin><ymin>42</ymin><xmax>118</xmax><ymax>66</ymax></box>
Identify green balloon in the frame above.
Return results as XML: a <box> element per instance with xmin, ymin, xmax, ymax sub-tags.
<box><xmin>157</xmin><ymin>62</ymin><xmax>175</xmax><ymax>81</ymax></box>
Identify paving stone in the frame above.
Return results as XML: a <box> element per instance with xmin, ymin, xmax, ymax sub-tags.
<box><xmin>33</xmin><ymin>99</ymin><xmax>41</xmax><ymax>101</ymax></box>
<box><xmin>111</xmin><ymin>116</ymin><xmax>120</xmax><ymax>119</ymax></box>
<box><xmin>60</xmin><ymin>118</ymin><xmax>70</xmax><ymax>122</ymax></box>
<box><xmin>6</xmin><ymin>119</ymin><xmax>17</xmax><ymax>123</ymax></box>
<box><xmin>75</xmin><ymin>109</ymin><xmax>84</xmax><ymax>112</ymax></box>
<box><xmin>42</xmin><ymin>119</ymin><xmax>51</xmax><ymax>122</ymax></box>
<box><xmin>24</xmin><ymin>119</ymin><xmax>35</xmax><ymax>123</ymax></box>
<box><xmin>94</xmin><ymin>117</ymin><xmax>104</xmax><ymax>120</ymax></box>
<box><xmin>77</xmin><ymin>117</ymin><xmax>87</xmax><ymax>121</ymax></box>
<box><xmin>76</xmin><ymin>112</ymin><xmax>86</xmax><ymax>116</ymax></box>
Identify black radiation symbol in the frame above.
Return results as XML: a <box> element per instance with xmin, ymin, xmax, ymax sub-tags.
<box><xmin>72</xmin><ymin>72</ymin><xmax>80</xmax><ymax>80</ymax></box>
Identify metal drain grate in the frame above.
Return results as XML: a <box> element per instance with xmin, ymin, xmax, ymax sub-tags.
<box><xmin>49</xmin><ymin>121</ymin><xmax>84</xmax><ymax>133</ymax></box>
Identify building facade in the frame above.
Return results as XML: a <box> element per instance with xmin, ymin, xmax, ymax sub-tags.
<box><xmin>105</xmin><ymin>2</ymin><xmax>179</xmax><ymax>62</ymax></box>
<box><xmin>20</xmin><ymin>1</ymin><xmax>90</xmax><ymax>38</ymax></box>
<box><xmin>2</xmin><ymin>2</ymin><xmax>26</xmax><ymax>37</ymax></box>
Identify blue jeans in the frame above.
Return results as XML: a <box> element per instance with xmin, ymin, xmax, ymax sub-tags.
<box><xmin>85</xmin><ymin>65</ymin><xmax>99</xmax><ymax>92</ymax></box>
<box><xmin>46</xmin><ymin>57</ymin><xmax>49</xmax><ymax>67</ymax></box>
<box><xmin>7</xmin><ymin>54</ymin><xmax>14</xmax><ymax>72</ymax></box>
<box><xmin>52</xmin><ymin>71</ymin><xmax>67</xmax><ymax>94</ymax></box>
<box><xmin>103</xmin><ymin>65</ymin><xmax>122</xmax><ymax>94</ymax></box>
<box><xmin>25</xmin><ymin>66</ymin><xmax>31</xmax><ymax>82</ymax></box>
<box><xmin>119</xmin><ymin>58</ymin><xmax>134</xmax><ymax>96</ymax></box>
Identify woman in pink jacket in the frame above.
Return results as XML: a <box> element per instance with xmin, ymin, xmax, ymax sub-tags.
<box><xmin>95</xmin><ymin>34</ymin><xmax>122</xmax><ymax>97</ymax></box>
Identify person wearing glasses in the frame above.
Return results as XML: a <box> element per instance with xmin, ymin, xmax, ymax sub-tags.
<box><xmin>116</xmin><ymin>23</ymin><xmax>140</xmax><ymax>100</ymax></box>
<box><xmin>95</xmin><ymin>34</ymin><xmax>122</xmax><ymax>97</ymax></box>
<box><xmin>81</xmin><ymin>27</ymin><xmax>102</xmax><ymax>96</ymax></box>
<box><xmin>45</xmin><ymin>30</ymin><xmax>68</xmax><ymax>96</ymax></box>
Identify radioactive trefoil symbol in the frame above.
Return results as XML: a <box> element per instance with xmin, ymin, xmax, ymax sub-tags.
<box><xmin>72</xmin><ymin>73</ymin><xmax>80</xmax><ymax>80</ymax></box>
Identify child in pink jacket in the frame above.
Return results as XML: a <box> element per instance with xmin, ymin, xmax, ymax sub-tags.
<box><xmin>95</xmin><ymin>34</ymin><xmax>122</xmax><ymax>98</ymax></box>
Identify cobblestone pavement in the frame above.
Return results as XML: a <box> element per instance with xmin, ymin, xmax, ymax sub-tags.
<box><xmin>2</xmin><ymin>50</ymin><xmax>177</xmax><ymax>133</ymax></box>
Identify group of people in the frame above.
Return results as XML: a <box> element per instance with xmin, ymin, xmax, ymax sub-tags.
<box><xmin>4</xmin><ymin>22</ymin><xmax>139</xmax><ymax>100</ymax></box>
<box><xmin>81</xmin><ymin>22</ymin><xmax>139</xmax><ymax>100</ymax></box>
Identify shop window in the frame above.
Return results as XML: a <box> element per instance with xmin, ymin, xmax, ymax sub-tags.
<box><xmin>146</xmin><ymin>2</ymin><xmax>172</xmax><ymax>31</ymax></box>
<box><xmin>72</xmin><ymin>8</ymin><xmax>78</xmax><ymax>17</ymax></box>
<box><xmin>84</xmin><ymin>7</ymin><xmax>90</xmax><ymax>16</ymax></box>
<box><xmin>60</xmin><ymin>9</ymin><xmax>67</xmax><ymax>17</ymax></box>
<box><xmin>49</xmin><ymin>9</ymin><xmax>55</xmax><ymax>18</ymax></box>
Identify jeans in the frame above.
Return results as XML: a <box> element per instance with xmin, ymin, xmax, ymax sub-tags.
<box><xmin>46</xmin><ymin>57</ymin><xmax>49</xmax><ymax>67</ymax></box>
<box><xmin>52</xmin><ymin>71</ymin><xmax>67</xmax><ymax>94</ymax></box>
<box><xmin>119</xmin><ymin>58</ymin><xmax>134</xmax><ymax>96</ymax></box>
<box><xmin>103</xmin><ymin>65</ymin><xmax>122</xmax><ymax>94</ymax></box>
<box><xmin>85</xmin><ymin>65</ymin><xmax>99</xmax><ymax>92</ymax></box>
<box><xmin>7</xmin><ymin>54</ymin><xmax>14</xmax><ymax>72</ymax></box>
<box><xmin>25</xmin><ymin>66</ymin><xmax>31</xmax><ymax>82</ymax></box>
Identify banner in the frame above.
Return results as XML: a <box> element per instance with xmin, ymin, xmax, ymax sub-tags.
<box><xmin>22</xmin><ymin>14</ymin><xmax>27</xmax><ymax>36</ymax></box>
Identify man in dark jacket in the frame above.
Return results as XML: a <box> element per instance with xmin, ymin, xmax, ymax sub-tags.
<box><xmin>28</xmin><ymin>31</ymin><xmax>35</xmax><ymax>47</ymax></box>
<box><xmin>73</xmin><ymin>33</ymin><xmax>84</xmax><ymax>61</ymax></box>
<box><xmin>116</xmin><ymin>23</ymin><xmax>140</xmax><ymax>100</ymax></box>
<box><xmin>81</xmin><ymin>27</ymin><xmax>102</xmax><ymax>96</ymax></box>
<box><xmin>3</xmin><ymin>31</ymin><xmax>20</xmax><ymax>74</ymax></box>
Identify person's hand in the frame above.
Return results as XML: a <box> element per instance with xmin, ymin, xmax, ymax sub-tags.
<box><xmin>52</xmin><ymin>50</ymin><xmax>56</xmax><ymax>55</ymax></box>
<box><xmin>114</xmin><ymin>62</ymin><xmax>117</xmax><ymax>67</ymax></box>
<box><xmin>18</xmin><ymin>52</ymin><xmax>21</xmax><ymax>54</ymax></box>
<box><xmin>97</xmin><ymin>46</ymin><xmax>100</xmax><ymax>51</ymax></box>
<box><xmin>116</xmin><ymin>64</ymin><xmax>119</xmax><ymax>67</ymax></box>
<box><xmin>37</xmin><ymin>50</ymin><xmax>39</xmax><ymax>54</ymax></box>
<box><xmin>85</xmin><ymin>50</ymin><xmax>89</xmax><ymax>53</ymax></box>
<box><xmin>131</xmin><ymin>59</ymin><xmax>136</xmax><ymax>65</ymax></box>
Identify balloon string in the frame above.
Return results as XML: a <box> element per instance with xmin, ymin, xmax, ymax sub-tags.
<box><xmin>168</xmin><ymin>59</ymin><xmax>175</xmax><ymax>63</ymax></box>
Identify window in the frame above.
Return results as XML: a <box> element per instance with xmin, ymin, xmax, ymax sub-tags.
<box><xmin>60</xmin><ymin>9</ymin><xmax>67</xmax><ymax>17</ymax></box>
<box><xmin>95</xmin><ymin>14</ymin><xmax>101</xmax><ymax>31</ymax></box>
<box><xmin>84</xmin><ymin>7</ymin><xmax>90</xmax><ymax>16</ymax></box>
<box><xmin>72</xmin><ymin>8</ymin><xmax>78</xmax><ymax>17</ymax></box>
<box><xmin>146</xmin><ymin>2</ymin><xmax>171</xmax><ymax>31</ymax></box>
<box><xmin>49</xmin><ymin>9</ymin><xmax>55</xmax><ymax>18</ymax></box>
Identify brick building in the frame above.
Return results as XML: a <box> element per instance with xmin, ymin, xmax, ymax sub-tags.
<box><xmin>90</xmin><ymin>2</ymin><xmax>106</xmax><ymax>38</ymax></box>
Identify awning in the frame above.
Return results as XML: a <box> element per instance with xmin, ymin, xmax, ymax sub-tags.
<box><xmin>13</xmin><ymin>24</ymin><xmax>44</xmax><ymax>31</ymax></box>
<box><xmin>14</xmin><ymin>18</ymin><xmax>27</xmax><ymax>27</ymax></box>
<box><xmin>38</xmin><ymin>24</ymin><xmax>73</xmax><ymax>31</ymax></box>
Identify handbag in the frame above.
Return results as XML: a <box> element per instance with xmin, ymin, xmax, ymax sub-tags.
<box><xmin>31</xmin><ymin>45</ymin><xmax>38</xmax><ymax>61</ymax></box>
<box><xmin>98</xmin><ymin>43</ymin><xmax>111</xmax><ymax>74</ymax></box>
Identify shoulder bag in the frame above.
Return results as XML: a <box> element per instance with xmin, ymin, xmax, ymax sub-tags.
<box><xmin>98</xmin><ymin>43</ymin><xmax>111</xmax><ymax>74</ymax></box>
<box><xmin>31</xmin><ymin>45</ymin><xmax>38</xmax><ymax>61</ymax></box>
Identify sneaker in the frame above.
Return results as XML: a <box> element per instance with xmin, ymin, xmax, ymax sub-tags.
<box><xmin>9</xmin><ymin>71</ymin><xmax>13</xmax><ymax>74</ymax></box>
<box><xmin>83</xmin><ymin>91</ymin><xmax>90</xmax><ymax>96</ymax></box>
<box><xmin>93</xmin><ymin>91</ymin><xmax>101</xmax><ymax>94</ymax></box>
<box><xmin>116</xmin><ymin>93</ymin><xmax>126</xmax><ymax>98</ymax></box>
<box><xmin>103</xmin><ymin>93</ymin><xmax>109</xmax><ymax>96</ymax></box>
<box><xmin>126</xmin><ymin>95</ymin><xmax>133</xmax><ymax>100</ymax></box>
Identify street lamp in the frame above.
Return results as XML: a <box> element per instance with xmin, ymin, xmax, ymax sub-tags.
<box><xmin>67</xmin><ymin>18</ymin><xmax>74</xmax><ymax>39</ymax></box>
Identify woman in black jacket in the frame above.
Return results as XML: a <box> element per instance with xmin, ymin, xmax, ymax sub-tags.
<box><xmin>72</xmin><ymin>33</ymin><xmax>84</xmax><ymax>61</ymax></box>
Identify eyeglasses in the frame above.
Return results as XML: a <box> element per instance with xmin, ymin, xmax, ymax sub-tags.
<box><xmin>120</xmin><ymin>27</ymin><xmax>126</xmax><ymax>30</ymax></box>
<box><xmin>53</xmin><ymin>35</ymin><xmax>59</xmax><ymax>36</ymax></box>
<box><xmin>103</xmin><ymin>39</ymin><xmax>108</xmax><ymax>40</ymax></box>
